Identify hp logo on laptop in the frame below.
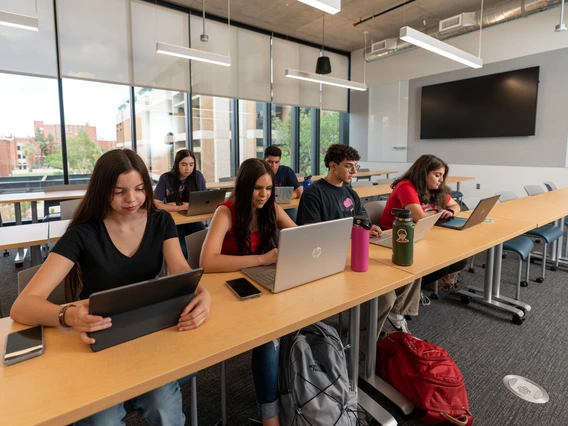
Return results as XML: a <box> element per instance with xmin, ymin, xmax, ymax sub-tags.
<box><xmin>312</xmin><ymin>247</ymin><xmax>322</xmax><ymax>259</ymax></box>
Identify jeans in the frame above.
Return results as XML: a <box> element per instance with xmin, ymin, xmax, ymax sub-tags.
<box><xmin>74</xmin><ymin>381</ymin><xmax>185</xmax><ymax>426</ymax></box>
<box><xmin>177</xmin><ymin>222</ymin><xmax>206</xmax><ymax>258</ymax></box>
<box><xmin>251</xmin><ymin>339</ymin><xmax>280</xmax><ymax>419</ymax></box>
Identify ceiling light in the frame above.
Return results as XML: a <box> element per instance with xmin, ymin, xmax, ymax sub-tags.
<box><xmin>0</xmin><ymin>10</ymin><xmax>38</xmax><ymax>31</ymax></box>
<box><xmin>298</xmin><ymin>0</ymin><xmax>340</xmax><ymax>15</ymax></box>
<box><xmin>156</xmin><ymin>42</ymin><xmax>231</xmax><ymax>66</ymax></box>
<box><xmin>315</xmin><ymin>12</ymin><xmax>331</xmax><ymax>74</ymax></box>
<box><xmin>399</xmin><ymin>26</ymin><xmax>483</xmax><ymax>69</ymax></box>
<box><xmin>285</xmin><ymin>69</ymin><xmax>367</xmax><ymax>91</ymax></box>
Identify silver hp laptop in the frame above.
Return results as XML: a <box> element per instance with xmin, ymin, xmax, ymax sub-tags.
<box><xmin>275</xmin><ymin>186</ymin><xmax>294</xmax><ymax>204</ymax></box>
<box><xmin>371</xmin><ymin>212</ymin><xmax>443</xmax><ymax>248</ymax></box>
<box><xmin>241</xmin><ymin>217</ymin><xmax>352</xmax><ymax>293</ymax></box>
<box><xmin>435</xmin><ymin>195</ymin><xmax>500</xmax><ymax>230</ymax></box>
<box><xmin>181</xmin><ymin>189</ymin><xmax>227</xmax><ymax>216</ymax></box>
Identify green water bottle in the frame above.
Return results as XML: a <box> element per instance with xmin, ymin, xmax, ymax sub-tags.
<box><xmin>390</xmin><ymin>208</ymin><xmax>414</xmax><ymax>266</ymax></box>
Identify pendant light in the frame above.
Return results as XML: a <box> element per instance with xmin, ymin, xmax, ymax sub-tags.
<box><xmin>315</xmin><ymin>13</ymin><xmax>331</xmax><ymax>74</ymax></box>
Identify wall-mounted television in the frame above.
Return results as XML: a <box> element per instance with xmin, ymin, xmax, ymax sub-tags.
<box><xmin>420</xmin><ymin>66</ymin><xmax>540</xmax><ymax>139</ymax></box>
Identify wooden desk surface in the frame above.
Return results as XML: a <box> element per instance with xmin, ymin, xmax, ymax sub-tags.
<box><xmin>0</xmin><ymin>223</ymin><xmax>49</xmax><ymax>250</ymax></box>
<box><xmin>0</xmin><ymin>190</ymin><xmax>86</xmax><ymax>204</ymax></box>
<box><xmin>445</xmin><ymin>176</ymin><xmax>475</xmax><ymax>185</ymax></box>
<box><xmin>313</xmin><ymin>170</ymin><xmax>398</xmax><ymax>181</ymax></box>
<box><xmin>0</xmin><ymin>261</ymin><xmax>413</xmax><ymax>426</ymax></box>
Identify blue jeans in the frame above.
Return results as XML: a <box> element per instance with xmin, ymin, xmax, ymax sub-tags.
<box><xmin>178</xmin><ymin>222</ymin><xmax>206</xmax><ymax>258</ymax></box>
<box><xmin>74</xmin><ymin>381</ymin><xmax>185</xmax><ymax>426</ymax></box>
<box><xmin>251</xmin><ymin>339</ymin><xmax>280</xmax><ymax>419</ymax></box>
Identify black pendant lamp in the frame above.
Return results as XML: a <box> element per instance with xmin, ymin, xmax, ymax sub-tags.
<box><xmin>315</xmin><ymin>12</ymin><xmax>332</xmax><ymax>75</ymax></box>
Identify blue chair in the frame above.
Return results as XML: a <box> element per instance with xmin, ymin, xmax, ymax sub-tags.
<box><xmin>502</xmin><ymin>236</ymin><xmax>534</xmax><ymax>297</ymax></box>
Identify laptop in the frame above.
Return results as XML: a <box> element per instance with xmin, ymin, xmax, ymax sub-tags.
<box><xmin>370</xmin><ymin>212</ymin><xmax>443</xmax><ymax>248</ymax></box>
<box><xmin>275</xmin><ymin>186</ymin><xmax>294</xmax><ymax>204</ymax></box>
<box><xmin>241</xmin><ymin>217</ymin><xmax>352</xmax><ymax>293</ymax></box>
<box><xmin>435</xmin><ymin>195</ymin><xmax>500</xmax><ymax>230</ymax></box>
<box><xmin>181</xmin><ymin>190</ymin><xmax>227</xmax><ymax>216</ymax></box>
<box><xmin>87</xmin><ymin>269</ymin><xmax>204</xmax><ymax>352</ymax></box>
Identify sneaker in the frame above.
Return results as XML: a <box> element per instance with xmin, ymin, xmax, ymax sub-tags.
<box><xmin>420</xmin><ymin>292</ymin><xmax>431</xmax><ymax>306</ymax></box>
<box><xmin>384</xmin><ymin>316</ymin><xmax>411</xmax><ymax>334</ymax></box>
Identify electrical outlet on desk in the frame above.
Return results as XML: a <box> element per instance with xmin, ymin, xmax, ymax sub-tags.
<box><xmin>476</xmin><ymin>184</ymin><xmax>480</xmax><ymax>190</ymax></box>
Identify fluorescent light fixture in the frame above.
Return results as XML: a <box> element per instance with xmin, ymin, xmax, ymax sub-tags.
<box><xmin>399</xmin><ymin>26</ymin><xmax>483</xmax><ymax>69</ymax></box>
<box><xmin>285</xmin><ymin>69</ymin><xmax>367</xmax><ymax>91</ymax></box>
<box><xmin>156</xmin><ymin>42</ymin><xmax>231</xmax><ymax>67</ymax></box>
<box><xmin>0</xmin><ymin>10</ymin><xmax>38</xmax><ymax>31</ymax></box>
<box><xmin>298</xmin><ymin>0</ymin><xmax>340</xmax><ymax>15</ymax></box>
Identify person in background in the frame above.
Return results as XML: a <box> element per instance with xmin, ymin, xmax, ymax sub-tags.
<box><xmin>264</xmin><ymin>146</ymin><xmax>302</xmax><ymax>200</ymax></box>
<box><xmin>11</xmin><ymin>149</ymin><xmax>211</xmax><ymax>426</ymax></box>
<box><xmin>154</xmin><ymin>149</ymin><xmax>207</xmax><ymax>257</ymax></box>
<box><xmin>201</xmin><ymin>158</ymin><xmax>296</xmax><ymax>426</ymax></box>
<box><xmin>379</xmin><ymin>154</ymin><xmax>465</xmax><ymax>334</ymax></box>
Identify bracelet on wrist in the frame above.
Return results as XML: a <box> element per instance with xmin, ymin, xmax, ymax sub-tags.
<box><xmin>58</xmin><ymin>304</ymin><xmax>76</xmax><ymax>327</ymax></box>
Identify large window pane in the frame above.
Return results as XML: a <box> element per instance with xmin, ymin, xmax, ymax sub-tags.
<box><xmin>271</xmin><ymin>104</ymin><xmax>292</xmax><ymax>168</ymax></box>
<box><xmin>0</xmin><ymin>73</ymin><xmax>61</xmax><ymax>221</ymax></box>
<box><xmin>191</xmin><ymin>95</ymin><xmax>232</xmax><ymax>182</ymax></box>
<box><xmin>239</xmin><ymin>100</ymin><xmax>264</xmax><ymax>163</ymax></box>
<box><xmin>62</xmin><ymin>79</ymin><xmax>127</xmax><ymax>182</ymax></box>
<box><xmin>319</xmin><ymin>110</ymin><xmax>340</xmax><ymax>173</ymax></box>
<box><xmin>134</xmin><ymin>87</ymin><xmax>188</xmax><ymax>181</ymax></box>
<box><xmin>299</xmin><ymin>108</ymin><xmax>312</xmax><ymax>176</ymax></box>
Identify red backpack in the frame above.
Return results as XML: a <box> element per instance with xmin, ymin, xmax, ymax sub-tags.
<box><xmin>376</xmin><ymin>332</ymin><xmax>473</xmax><ymax>425</ymax></box>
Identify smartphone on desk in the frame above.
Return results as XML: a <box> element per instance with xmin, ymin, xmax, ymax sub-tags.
<box><xmin>226</xmin><ymin>278</ymin><xmax>262</xmax><ymax>300</ymax></box>
<box><xmin>3</xmin><ymin>325</ymin><xmax>44</xmax><ymax>366</ymax></box>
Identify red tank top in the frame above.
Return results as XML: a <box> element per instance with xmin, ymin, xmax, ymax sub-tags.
<box><xmin>219</xmin><ymin>199</ymin><xmax>261</xmax><ymax>255</ymax></box>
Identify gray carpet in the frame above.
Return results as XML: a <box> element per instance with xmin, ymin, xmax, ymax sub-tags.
<box><xmin>1</xmin><ymin>245</ymin><xmax>567</xmax><ymax>426</ymax></box>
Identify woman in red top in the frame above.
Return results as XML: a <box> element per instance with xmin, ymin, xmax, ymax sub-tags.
<box><xmin>201</xmin><ymin>158</ymin><xmax>296</xmax><ymax>426</ymax></box>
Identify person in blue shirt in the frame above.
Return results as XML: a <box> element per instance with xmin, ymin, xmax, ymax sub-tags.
<box><xmin>154</xmin><ymin>149</ymin><xmax>206</xmax><ymax>257</ymax></box>
<box><xmin>264</xmin><ymin>146</ymin><xmax>302</xmax><ymax>200</ymax></box>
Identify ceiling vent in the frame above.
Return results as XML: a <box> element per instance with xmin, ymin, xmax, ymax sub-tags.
<box><xmin>371</xmin><ymin>38</ymin><xmax>398</xmax><ymax>53</ymax></box>
<box><xmin>439</xmin><ymin>12</ymin><xmax>477</xmax><ymax>32</ymax></box>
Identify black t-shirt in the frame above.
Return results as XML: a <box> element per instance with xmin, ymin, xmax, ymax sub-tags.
<box><xmin>52</xmin><ymin>209</ymin><xmax>178</xmax><ymax>299</ymax></box>
<box><xmin>296</xmin><ymin>178</ymin><xmax>362</xmax><ymax>225</ymax></box>
<box><xmin>275</xmin><ymin>165</ymin><xmax>301</xmax><ymax>190</ymax></box>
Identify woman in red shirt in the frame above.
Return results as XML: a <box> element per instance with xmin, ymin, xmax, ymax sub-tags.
<box><xmin>201</xmin><ymin>158</ymin><xmax>296</xmax><ymax>426</ymax></box>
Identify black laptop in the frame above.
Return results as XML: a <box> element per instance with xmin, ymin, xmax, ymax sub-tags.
<box><xmin>435</xmin><ymin>195</ymin><xmax>499</xmax><ymax>230</ymax></box>
<box><xmin>181</xmin><ymin>190</ymin><xmax>227</xmax><ymax>216</ymax></box>
<box><xmin>88</xmin><ymin>269</ymin><xmax>203</xmax><ymax>352</ymax></box>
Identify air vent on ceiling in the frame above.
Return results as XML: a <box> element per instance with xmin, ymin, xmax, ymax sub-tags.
<box><xmin>439</xmin><ymin>12</ymin><xmax>477</xmax><ymax>32</ymax></box>
<box><xmin>371</xmin><ymin>38</ymin><xmax>397</xmax><ymax>53</ymax></box>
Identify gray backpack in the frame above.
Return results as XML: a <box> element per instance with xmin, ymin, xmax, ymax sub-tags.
<box><xmin>279</xmin><ymin>322</ymin><xmax>358</xmax><ymax>426</ymax></box>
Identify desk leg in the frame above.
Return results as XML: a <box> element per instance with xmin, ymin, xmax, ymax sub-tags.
<box><xmin>14</xmin><ymin>202</ymin><xmax>27</xmax><ymax>266</ymax></box>
<box><xmin>31</xmin><ymin>201</ymin><xmax>38</xmax><ymax>223</ymax></box>
<box><xmin>349</xmin><ymin>305</ymin><xmax>398</xmax><ymax>426</ymax></box>
<box><xmin>456</xmin><ymin>182</ymin><xmax>461</xmax><ymax>192</ymax></box>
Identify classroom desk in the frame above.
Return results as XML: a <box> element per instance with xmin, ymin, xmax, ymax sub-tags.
<box><xmin>0</xmin><ymin>190</ymin><xmax>86</xmax><ymax>224</ymax></box>
<box><xmin>0</xmin><ymin>223</ymin><xmax>49</xmax><ymax>266</ymax></box>
<box><xmin>445</xmin><ymin>176</ymin><xmax>475</xmax><ymax>192</ymax></box>
<box><xmin>0</xmin><ymin>261</ymin><xmax>414</xmax><ymax>426</ymax></box>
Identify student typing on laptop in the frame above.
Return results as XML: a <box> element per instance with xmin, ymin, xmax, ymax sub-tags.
<box><xmin>201</xmin><ymin>158</ymin><xmax>296</xmax><ymax>426</ymax></box>
<box><xmin>264</xmin><ymin>146</ymin><xmax>302</xmax><ymax>200</ymax></box>
<box><xmin>154</xmin><ymin>149</ymin><xmax>207</xmax><ymax>257</ymax></box>
<box><xmin>11</xmin><ymin>150</ymin><xmax>211</xmax><ymax>426</ymax></box>
<box><xmin>379</xmin><ymin>155</ymin><xmax>466</xmax><ymax>334</ymax></box>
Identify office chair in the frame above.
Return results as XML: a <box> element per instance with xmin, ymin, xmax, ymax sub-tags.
<box><xmin>60</xmin><ymin>199</ymin><xmax>82</xmax><ymax>220</ymax></box>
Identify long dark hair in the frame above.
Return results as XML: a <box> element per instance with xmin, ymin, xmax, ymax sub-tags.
<box><xmin>391</xmin><ymin>154</ymin><xmax>450</xmax><ymax>208</ymax></box>
<box><xmin>232</xmin><ymin>158</ymin><xmax>278</xmax><ymax>255</ymax></box>
<box><xmin>64</xmin><ymin>149</ymin><xmax>156</xmax><ymax>301</ymax></box>
<box><xmin>167</xmin><ymin>149</ymin><xmax>199</xmax><ymax>205</ymax></box>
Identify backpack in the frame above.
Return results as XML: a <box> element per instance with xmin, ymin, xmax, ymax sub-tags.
<box><xmin>279</xmin><ymin>322</ymin><xmax>358</xmax><ymax>426</ymax></box>
<box><xmin>376</xmin><ymin>332</ymin><xmax>473</xmax><ymax>426</ymax></box>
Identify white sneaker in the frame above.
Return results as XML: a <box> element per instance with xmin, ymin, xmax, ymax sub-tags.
<box><xmin>384</xmin><ymin>316</ymin><xmax>411</xmax><ymax>334</ymax></box>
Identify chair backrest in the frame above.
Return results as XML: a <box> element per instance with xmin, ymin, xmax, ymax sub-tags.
<box><xmin>461</xmin><ymin>197</ymin><xmax>481</xmax><ymax>211</ymax></box>
<box><xmin>60</xmin><ymin>199</ymin><xmax>82</xmax><ymax>220</ymax></box>
<box><xmin>496</xmin><ymin>191</ymin><xmax>518</xmax><ymax>203</ymax></box>
<box><xmin>351</xmin><ymin>180</ymin><xmax>374</xmax><ymax>188</ymax></box>
<box><xmin>364</xmin><ymin>200</ymin><xmax>387</xmax><ymax>225</ymax></box>
<box><xmin>543</xmin><ymin>181</ymin><xmax>557</xmax><ymax>192</ymax></box>
<box><xmin>185</xmin><ymin>229</ymin><xmax>209</xmax><ymax>269</ymax></box>
<box><xmin>524</xmin><ymin>185</ymin><xmax>544</xmax><ymax>196</ymax></box>
<box><xmin>18</xmin><ymin>265</ymin><xmax>66</xmax><ymax>304</ymax></box>
<box><xmin>375</xmin><ymin>178</ymin><xmax>394</xmax><ymax>185</ymax></box>
<box><xmin>218</xmin><ymin>176</ymin><xmax>236</xmax><ymax>182</ymax></box>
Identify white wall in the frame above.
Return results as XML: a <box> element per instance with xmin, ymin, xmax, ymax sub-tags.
<box><xmin>350</xmin><ymin>7</ymin><xmax>568</xmax><ymax>198</ymax></box>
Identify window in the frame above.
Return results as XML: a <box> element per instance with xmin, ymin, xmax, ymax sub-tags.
<box><xmin>299</xmin><ymin>108</ymin><xmax>313</xmax><ymax>176</ymax></box>
<box><xmin>191</xmin><ymin>95</ymin><xmax>233</xmax><ymax>181</ymax></box>
<box><xmin>271</xmin><ymin>104</ymin><xmax>292</xmax><ymax>168</ymax></box>
<box><xmin>239</xmin><ymin>100</ymin><xmax>264</xmax><ymax>164</ymax></box>
<box><xmin>134</xmin><ymin>87</ymin><xmax>188</xmax><ymax>181</ymax></box>
<box><xmin>319</xmin><ymin>110</ymin><xmax>340</xmax><ymax>174</ymax></box>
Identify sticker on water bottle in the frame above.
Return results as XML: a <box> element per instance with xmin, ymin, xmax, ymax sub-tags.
<box><xmin>396</xmin><ymin>229</ymin><xmax>409</xmax><ymax>243</ymax></box>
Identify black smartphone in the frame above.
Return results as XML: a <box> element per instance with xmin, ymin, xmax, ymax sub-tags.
<box><xmin>3</xmin><ymin>325</ymin><xmax>44</xmax><ymax>366</ymax></box>
<box><xmin>226</xmin><ymin>278</ymin><xmax>262</xmax><ymax>300</ymax></box>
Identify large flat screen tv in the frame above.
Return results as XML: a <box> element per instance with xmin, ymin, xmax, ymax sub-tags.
<box><xmin>420</xmin><ymin>66</ymin><xmax>539</xmax><ymax>139</ymax></box>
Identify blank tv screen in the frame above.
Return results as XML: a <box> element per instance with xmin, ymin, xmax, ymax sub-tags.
<box><xmin>420</xmin><ymin>67</ymin><xmax>539</xmax><ymax>139</ymax></box>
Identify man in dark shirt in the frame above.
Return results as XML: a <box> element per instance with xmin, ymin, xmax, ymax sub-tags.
<box><xmin>264</xmin><ymin>146</ymin><xmax>302</xmax><ymax>200</ymax></box>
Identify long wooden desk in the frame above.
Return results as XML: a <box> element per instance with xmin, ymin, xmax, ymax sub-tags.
<box><xmin>0</xmin><ymin>260</ymin><xmax>414</xmax><ymax>426</ymax></box>
<box><xmin>445</xmin><ymin>176</ymin><xmax>475</xmax><ymax>192</ymax></box>
<box><xmin>0</xmin><ymin>223</ymin><xmax>49</xmax><ymax>266</ymax></box>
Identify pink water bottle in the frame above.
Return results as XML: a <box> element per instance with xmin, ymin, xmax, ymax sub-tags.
<box><xmin>351</xmin><ymin>216</ymin><xmax>371</xmax><ymax>272</ymax></box>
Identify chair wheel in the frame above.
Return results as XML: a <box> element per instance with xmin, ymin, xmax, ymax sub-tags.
<box><xmin>512</xmin><ymin>314</ymin><xmax>524</xmax><ymax>325</ymax></box>
<box><xmin>3</xmin><ymin>252</ymin><xmax>9</xmax><ymax>257</ymax></box>
<box><xmin>468</xmin><ymin>267</ymin><xmax>475</xmax><ymax>273</ymax></box>
<box><xmin>404</xmin><ymin>315</ymin><xmax>412</xmax><ymax>321</ymax></box>
<box><xmin>482</xmin><ymin>263</ymin><xmax>486</xmax><ymax>269</ymax></box>
<box><xmin>520</xmin><ymin>281</ymin><xmax>529</xmax><ymax>287</ymax></box>
<box><xmin>535</xmin><ymin>239</ymin><xmax>542</xmax><ymax>244</ymax></box>
<box><xmin>460</xmin><ymin>295</ymin><xmax>471</xmax><ymax>305</ymax></box>
<box><xmin>15</xmin><ymin>263</ymin><xmax>23</xmax><ymax>268</ymax></box>
<box><xmin>530</xmin><ymin>258</ymin><xmax>536</xmax><ymax>264</ymax></box>
<box><xmin>430</xmin><ymin>293</ymin><xmax>439</xmax><ymax>300</ymax></box>
<box><xmin>502</xmin><ymin>253</ymin><xmax>507</xmax><ymax>259</ymax></box>
<box><xmin>536</xmin><ymin>277</ymin><xmax>544</xmax><ymax>283</ymax></box>
<box><xmin>550</xmin><ymin>266</ymin><xmax>558</xmax><ymax>271</ymax></box>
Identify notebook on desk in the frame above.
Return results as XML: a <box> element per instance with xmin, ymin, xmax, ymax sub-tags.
<box><xmin>180</xmin><ymin>190</ymin><xmax>227</xmax><ymax>216</ymax></box>
<box><xmin>241</xmin><ymin>217</ymin><xmax>352</xmax><ymax>293</ymax></box>
<box><xmin>87</xmin><ymin>269</ymin><xmax>204</xmax><ymax>352</ymax></box>
<box><xmin>370</xmin><ymin>212</ymin><xmax>442</xmax><ymax>248</ymax></box>
<box><xmin>435</xmin><ymin>195</ymin><xmax>499</xmax><ymax>230</ymax></box>
<box><xmin>275</xmin><ymin>186</ymin><xmax>294</xmax><ymax>204</ymax></box>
